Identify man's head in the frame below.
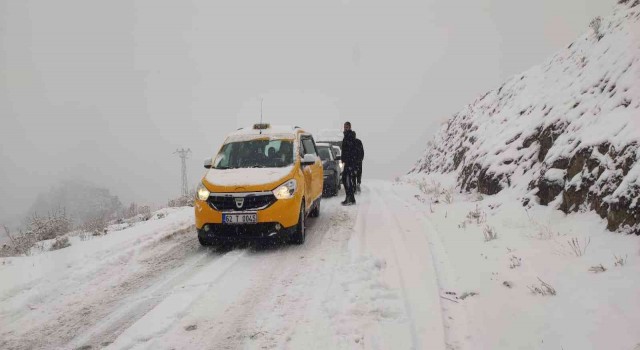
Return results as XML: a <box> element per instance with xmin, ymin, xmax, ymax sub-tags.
<box><xmin>344</xmin><ymin>122</ymin><xmax>351</xmax><ymax>132</ymax></box>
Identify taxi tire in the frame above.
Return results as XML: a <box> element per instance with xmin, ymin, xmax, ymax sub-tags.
<box><xmin>198</xmin><ymin>235</ymin><xmax>211</xmax><ymax>246</ymax></box>
<box><xmin>291</xmin><ymin>201</ymin><xmax>306</xmax><ymax>245</ymax></box>
<box><xmin>310</xmin><ymin>198</ymin><xmax>320</xmax><ymax>218</ymax></box>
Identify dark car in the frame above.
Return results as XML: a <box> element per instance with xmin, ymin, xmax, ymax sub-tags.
<box><xmin>331</xmin><ymin>145</ymin><xmax>344</xmax><ymax>179</ymax></box>
<box><xmin>316</xmin><ymin>143</ymin><xmax>341</xmax><ymax>197</ymax></box>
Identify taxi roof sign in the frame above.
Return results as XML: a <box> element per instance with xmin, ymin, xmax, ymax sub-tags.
<box><xmin>253</xmin><ymin>123</ymin><xmax>270</xmax><ymax>130</ymax></box>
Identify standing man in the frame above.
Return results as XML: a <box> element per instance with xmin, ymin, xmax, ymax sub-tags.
<box><xmin>354</xmin><ymin>133</ymin><xmax>364</xmax><ymax>194</ymax></box>
<box><xmin>341</xmin><ymin>122</ymin><xmax>358</xmax><ymax>205</ymax></box>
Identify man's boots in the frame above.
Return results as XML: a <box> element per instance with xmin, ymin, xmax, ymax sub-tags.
<box><xmin>341</xmin><ymin>194</ymin><xmax>356</xmax><ymax>206</ymax></box>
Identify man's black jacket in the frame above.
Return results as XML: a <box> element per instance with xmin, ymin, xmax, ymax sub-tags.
<box><xmin>341</xmin><ymin>130</ymin><xmax>359</xmax><ymax>167</ymax></box>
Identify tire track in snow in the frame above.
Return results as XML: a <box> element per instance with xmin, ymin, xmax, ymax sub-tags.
<box><xmin>104</xmin><ymin>248</ymin><xmax>248</xmax><ymax>350</ymax></box>
<box><xmin>113</xmin><ymin>196</ymin><xmax>344</xmax><ymax>350</ymax></box>
<box><xmin>367</xmin><ymin>185</ymin><xmax>444</xmax><ymax>350</ymax></box>
<box><xmin>200</xmin><ymin>197</ymin><xmax>343</xmax><ymax>349</ymax></box>
<box><xmin>350</xmin><ymin>185</ymin><xmax>373</xmax><ymax>258</ymax></box>
<box><xmin>67</xmin><ymin>244</ymin><xmax>239</xmax><ymax>350</ymax></box>
<box><xmin>1</xmin><ymin>227</ymin><xmax>203</xmax><ymax>350</ymax></box>
<box><xmin>388</xmin><ymin>183</ymin><xmax>472</xmax><ymax>350</ymax></box>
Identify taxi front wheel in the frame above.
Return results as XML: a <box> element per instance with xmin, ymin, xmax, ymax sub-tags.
<box><xmin>291</xmin><ymin>201</ymin><xmax>306</xmax><ymax>245</ymax></box>
<box><xmin>198</xmin><ymin>235</ymin><xmax>210</xmax><ymax>246</ymax></box>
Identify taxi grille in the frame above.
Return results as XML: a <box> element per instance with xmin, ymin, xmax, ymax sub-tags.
<box><xmin>207</xmin><ymin>194</ymin><xmax>277</xmax><ymax>211</ymax></box>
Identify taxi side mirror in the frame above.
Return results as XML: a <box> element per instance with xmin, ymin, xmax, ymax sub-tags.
<box><xmin>301</xmin><ymin>154</ymin><xmax>317</xmax><ymax>166</ymax></box>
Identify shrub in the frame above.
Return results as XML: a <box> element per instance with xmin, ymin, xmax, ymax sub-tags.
<box><xmin>483</xmin><ymin>225</ymin><xmax>498</xmax><ymax>242</ymax></box>
<box><xmin>50</xmin><ymin>237</ymin><xmax>71</xmax><ymax>251</ymax></box>
<box><xmin>168</xmin><ymin>192</ymin><xmax>195</xmax><ymax>207</ymax></box>
<box><xmin>120</xmin><ymin>202</ymin><xmax>152</xmax><ymax>222</ymax></box>
<box><xmin>459</xmin><ymin>291</ymin><xmax>478</xmax><ymax>300</ymax></box>
<box><xmin>528</xmin><ymin>278</ymin><xmax>556</xmax><ymax>296</ymax></box>
<box><xmin>509</xmin><ymin>255</ymin><xmax>522</xmax><ymax>269</ymax></box>
<box><xmin>81</xmin><ymin>213</ymin><xmax>109</xmax><ymax>236</ymax></box>
<box><xmin>466</xmin><ymin>205</ymin><xmax>486</xmax><ymax>224</ymax></box>
<box><xmin>535</xmin><ymin>223</ymin><xmax>559</xmax><ymax>240</ymax></box>
<box><xmin>614</xmin><ymin>254</ymin><xmax>627</xmax><ymax>267</ymax></box>
<box><xmin>567</xmin><ymin>237</ymin><xmax>591</xmax><ymax>257</ymax></box>
<box><xmin>26</xmin><ymin>208</ymin><xmax>72</xmax><ymax>241</ymax></box>
<box><xmin>443</xmin><ymin>188</ymin><xmax>454</xmax><ymax>204</ymax></box>
<box><xmin>588</xmin><ymin>264</ymin><xmax>607</xmax><ymax>273</ymax></box>
<box><xmin>138</xmin><ymin>206</ymin><xmax>152</xmax><ymax>221</ymax></box>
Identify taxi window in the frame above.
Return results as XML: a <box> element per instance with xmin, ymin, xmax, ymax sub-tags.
<box><xmin>302</xmin><ymin>137</ymin><xmax>317</xmax><ymax>156</ymax></box>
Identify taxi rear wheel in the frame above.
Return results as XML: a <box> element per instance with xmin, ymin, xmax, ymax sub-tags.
<box><xmin>309</xmin><ymin>198</ymin><xmax>320</xmax><ymax>217</ymax></box>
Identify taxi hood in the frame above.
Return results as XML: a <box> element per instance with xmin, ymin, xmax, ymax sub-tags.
<box><xmin>202</xmin><ymin>165</ymin><xmax>295</xmax><ymax>193</ymax></box>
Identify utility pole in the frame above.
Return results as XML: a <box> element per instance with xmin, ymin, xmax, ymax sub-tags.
<box><xmin>174</xmin><ymin>148</ymin><xmax>191</xmax><ymax>197</ymax></box>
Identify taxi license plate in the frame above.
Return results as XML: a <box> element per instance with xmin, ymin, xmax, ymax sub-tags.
<box><xmin>222</xmin><ymin>213</ymin><xmax>257</xmax><ymax>225</ymax></box>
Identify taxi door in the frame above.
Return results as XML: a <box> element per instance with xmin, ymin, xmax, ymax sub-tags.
<box><xmin>301</xmin><ymin>135</ymin><xmax>323</xmax><ymax>207</ymax></box>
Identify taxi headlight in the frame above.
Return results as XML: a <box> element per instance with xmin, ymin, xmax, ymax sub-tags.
<box><xmin>273</xmin><ymin>179</ymin><xmax>297</xmax><ymax>200</ymax></box>
<box><xmin>196</xmin><ymin>182</ymin><xmax>210</xmax><ymax>201</ymax></box>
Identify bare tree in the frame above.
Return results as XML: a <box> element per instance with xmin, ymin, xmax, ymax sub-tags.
<box><xmin>1</xmin><ymin>225</ymin><xmax>36</xmax><ymax>257</ymax></box>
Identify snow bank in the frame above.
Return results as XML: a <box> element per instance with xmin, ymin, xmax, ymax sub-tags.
<box><xmin>400</xmin><ymin>173</ymin><xmax>640</xmax><ymax>350</ymax></box>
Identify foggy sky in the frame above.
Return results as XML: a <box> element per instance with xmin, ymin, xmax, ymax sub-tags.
<box><xmin>0</xmin><ymin>0</ymin><xmax>611</xmax><ymax>225</ymax></box>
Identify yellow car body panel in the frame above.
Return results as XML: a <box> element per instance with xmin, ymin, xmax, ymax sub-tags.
<box><xmin>194</xmin><ymin>126</ymin><xmax>323</xmax><ymax>232</ymax></box>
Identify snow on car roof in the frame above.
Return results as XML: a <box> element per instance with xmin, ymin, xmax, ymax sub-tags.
<box><xmin>316</xmin><ymin>129</ymin><xmax>343</xmax><ymax>142</ymax></box>
<box><xmin>224</xmin><ymin>125</ymin><xmax>307</xmax><ymax>142</ymax></box>
<box><xmin>316</xmin><ymin>143</ymin><xmax>332</xmax><ymax>147</ymax></box>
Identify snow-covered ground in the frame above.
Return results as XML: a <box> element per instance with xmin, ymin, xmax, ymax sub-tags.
<box><xmin>402</xmin><ymin>173</ymin><xmax>640</xmax><ymax>350</ymax></box>
<box><xmin>1</xmin><ymin>179</ymin><xmax>639</xmax><ymax>349</ymax></box>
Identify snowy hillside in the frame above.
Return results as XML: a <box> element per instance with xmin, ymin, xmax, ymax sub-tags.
<box><xmin>411</xmin><ymin>2</ymin><xmax>640</xmax><ymax>234</ymax></box>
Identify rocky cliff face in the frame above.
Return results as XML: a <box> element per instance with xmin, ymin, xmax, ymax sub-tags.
<box><xmin>411</xmin><ymin>2</ymin><xmax>640</xmax><ymax>234</ymax></box>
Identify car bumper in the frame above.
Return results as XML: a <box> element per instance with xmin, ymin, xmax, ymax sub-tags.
<box><xmin>322</xmin><ymin>173</ymin><xmax>337</xmax><ymax>190</ymax></box>
<box><xmin>194</xmin><ymin>193</ymin><xmax>301</xmax><ymax>230</ymax></box>
<box><xmin>197</xmin><ymin>222</ymin><xmax>297</xmax><ymax>243</ymax></box>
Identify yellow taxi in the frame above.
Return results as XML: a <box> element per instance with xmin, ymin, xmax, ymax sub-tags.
<box><xmin>195</xmin><ymin>124</ymin><xmax>324</xmax><ymax>246</ymax></box>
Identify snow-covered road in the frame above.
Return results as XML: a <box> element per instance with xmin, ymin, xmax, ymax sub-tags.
<box><xmin>1</xmin><ymin>180</ymin><xmax>464</xmax><ymax>350</ymax></box>
<box><xmin>4</xmin><ymin>177</ymin><xmax>640</xmax><ymax>349</ymax></box>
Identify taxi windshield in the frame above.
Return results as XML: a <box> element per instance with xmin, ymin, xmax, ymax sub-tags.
<box><xmin>213</xmin><ymin>139</ymin><xmax>294</xmax><ymax>169</ymax></box>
